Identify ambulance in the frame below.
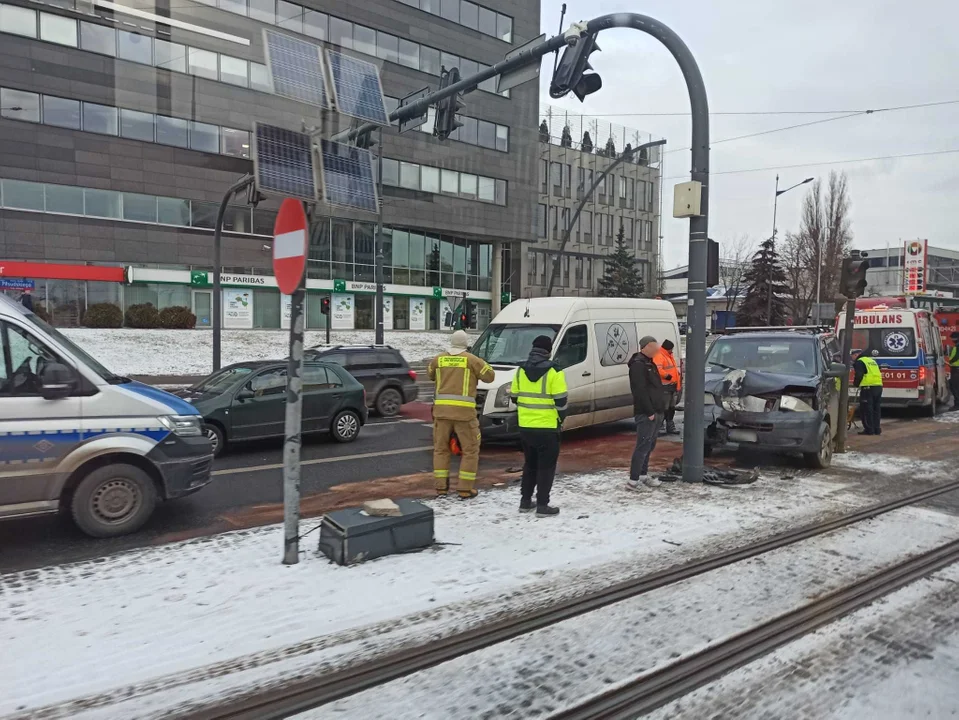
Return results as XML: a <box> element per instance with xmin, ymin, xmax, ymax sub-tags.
<box><xmin>836</xmin><ymin>300</ymin><xmax>949</xmax><ymax>414</ymax></box>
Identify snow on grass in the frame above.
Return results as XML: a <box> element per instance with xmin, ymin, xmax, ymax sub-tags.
<box><xmin>59</xmin><ymin>328</ymin><xmax>463</xmax><ymax>376</ymax></box>
<box><xmin>831</xmin><ymin>451</ymin><xmax>951</xmax><ymax>478</ymax></box>
<box><xmin>935</xmin><ymin>410</ymin><xmax>959</xmax><ymax>423</ymax></box>
<box><xmin>2</xmin><ymin>457</ymin><xmax>949</xmax><ymax>719</ymax></box>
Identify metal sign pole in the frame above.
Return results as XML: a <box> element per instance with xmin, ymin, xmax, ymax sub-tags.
<box><xmin>835</xmin><ymin>297</ymin><xmax>856</xmax><ymax>454</ymax></box>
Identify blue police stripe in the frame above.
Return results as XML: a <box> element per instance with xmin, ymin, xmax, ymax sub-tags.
<box><xmin>120</xmin><ymin>381</ymin><xmax>200</xmax><ymax>416</ymax></box>
<box><xmin>0</xmin><ymin>428</ymin><xmax>170</xmax><ymax>464</ymax></box>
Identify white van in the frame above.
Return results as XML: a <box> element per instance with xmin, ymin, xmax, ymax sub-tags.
<box><xmin>0</xmin><ymin>294</ymin><xmax>214</xmax><ymax>537</ymax></box>
<box><xmin>470</xmin><ymin>297</ymin><xmax>682</xmax><ymax>438</ymax></box>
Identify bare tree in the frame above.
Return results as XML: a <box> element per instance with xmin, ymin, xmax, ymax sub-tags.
<box><xmin>791</xmin><ymin>171</ymin><xmax>853</xmax><ymax>313</ymax></box>
<box><xmin>781</xmin><ymin>230</ymin><xmax>815</xmax><ymax>323</ymax></box>
<box><xmin>718</xmin><ymin>234</ymin><xmax>751</xmax><ymax>313</ymax></box>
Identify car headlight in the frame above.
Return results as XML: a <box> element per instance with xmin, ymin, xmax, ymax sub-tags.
<box><xmin>158</xmin><ymin>414</ymin><xmax>203</xmax><ymax>437</ymax></box>
<box><xmin>779</xmin><ymin>395</ymin><xmax>815</xmax><ymax>413</ymax></box>
<box><xmin>704</xmin><ymin>394</ymin><xmax>715</xmax><ymax>405</ymax></box>
<box><xmin>493</xmin><ymin>384</ymin><xmax>511</xmax><ymax>409</ymax></box>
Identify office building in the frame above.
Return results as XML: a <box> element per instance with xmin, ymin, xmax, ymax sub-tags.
<box><xmin>0</xmin><ymin>0</ymin><xmax>539</xmax><ymax>330</ymax></box>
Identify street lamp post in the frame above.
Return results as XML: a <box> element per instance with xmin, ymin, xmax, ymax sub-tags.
<box><xmin>768</xmin><ymin>175</ymin><xmax>814</xmax><ymax>324</ymax></box>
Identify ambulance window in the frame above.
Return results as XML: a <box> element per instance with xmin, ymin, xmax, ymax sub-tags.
<box><xmin>0</xmin><ymin>322</ymin><xmax>63</xmax><ymax>396</ymax></box>
<box><xmin>555</xmin><ymin>324</ymin><xmax>588</xmax><ymax>369</ymax></box>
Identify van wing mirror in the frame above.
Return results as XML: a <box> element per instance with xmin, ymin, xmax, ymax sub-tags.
<box><xmin>40</xmin><ymin>362</ymin><xmax>76</xmax><ymax>400</ymax></box>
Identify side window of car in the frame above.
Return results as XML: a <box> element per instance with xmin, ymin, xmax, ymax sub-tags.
<box><xmin>0</xmin><ymin>322</ymin><xmax>62</xmax><ymax>397</ymax></box>
<box><xmin>325</xmin><ymin>366</ymin><xmax>345</xmax><ymax>388</ymax></box>
<box><xmin>554</xmin><ymin>324</ymin><xmax>589</xmax><ymax>369</ymax></box>
<box><xmin>303</xmin><ymin>365</ymin><xmax>344</xmax><ymax>390</ymax></box>
<box><xmin>248</xmin><ymin>368</ymin><xmax>286</xmax><ymax>397</ymax></box>
<box><xmin>376</xmin><ymin>351</ymin><xmax>403</xmax><ymax>368</ymax></box>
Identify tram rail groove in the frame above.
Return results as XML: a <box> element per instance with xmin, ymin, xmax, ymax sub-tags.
<box><xmin>549</xmin><ymin>538</ymin><xmax>959</xmax><ymax>720</ymax></box>
<box><xmin>184</xmin><ymin>479</ymin><xmax>959</xmax><ymax>720</ymax></box>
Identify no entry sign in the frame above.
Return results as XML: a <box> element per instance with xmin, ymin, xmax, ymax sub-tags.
<box><xmin>272</xmin><ymin>198</ymin><xmax>308</xmax><ymax>295</ymax></box>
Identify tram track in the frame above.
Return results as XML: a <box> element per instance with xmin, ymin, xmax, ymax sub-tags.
<box><xmin>184</xmin><ymin>479</ymin><xmax>959</xmax><ymax>720</ymax></box>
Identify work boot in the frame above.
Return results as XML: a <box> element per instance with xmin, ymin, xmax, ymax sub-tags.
<box><xmin>458</xmin><ymin>489</ymin><xmax>478</xmax><ymax>500</ymax></box>
<box><xmin>519</xmin><ymin>499</ymin><xmax>534</xmax><ymax>513</ymax></box>
<box><xmin>536</xmin><ymin>505</ymin><xmax>560</xmax><ymax>518</ymax></box>
<box><xmin>435</xmin><ymin>488</ymin><xmax>449</xmax><ymax>498</ymax></box>
<box><xmin>666</xmin><ymin>422</ymin><xmax>678</xmax><ymax>435</ymax></box>
<box><xmin>644</xmin><ymin>476</ymin><xmax>663</xmax><ymax>488</ymax></box>
<box><xmin>626</xmin><ymin>477</ymin><xmax>650</xmax><ymax>492</ymax></box>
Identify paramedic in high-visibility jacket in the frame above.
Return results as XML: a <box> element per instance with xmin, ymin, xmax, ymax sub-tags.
<box><xmin>853</xmin><ymin>348</ymin><xmax>884</xmax><ymax>436</ymax></box>
<box><xmin>510</xmin><ymin>335</ymin><xmax>568</xmax><ymax>518</ymax></box>
<box><xmin>428</xmin><ymin>330</ymin><xmax>495</xmax><ymax>499</ymax></box>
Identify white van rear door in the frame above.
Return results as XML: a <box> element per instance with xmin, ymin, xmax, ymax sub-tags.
<box><xmin>553</xmin><ymin>323</ymin><xmax>594</xmax><ymax>430</ymax></box>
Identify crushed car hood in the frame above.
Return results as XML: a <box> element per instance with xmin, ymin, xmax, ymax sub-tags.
<box><xmin>705</xmin><ymin>368</ymin><xmax>818</xmax><ymax>400</ymax></box>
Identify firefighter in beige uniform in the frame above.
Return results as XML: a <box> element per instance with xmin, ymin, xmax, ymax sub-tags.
<box><xmin>428</xmin><ymin>330</ymin><xmax>495</xmax><ymax>499</ymax></box>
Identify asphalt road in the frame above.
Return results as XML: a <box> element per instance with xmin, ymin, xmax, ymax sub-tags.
<box><xmin>0</xmin><ymin>412</ymin><xmax>444</xmax><ymax>573</ymax></box>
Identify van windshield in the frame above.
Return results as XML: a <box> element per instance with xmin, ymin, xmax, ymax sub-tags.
<box><xmin>707</xmin><ymin>336</ymin><xmax>820</xmax><ymax>376</ymax></box>
<box><xmin>838</xmin><ymin>328</ymin><xmax>917</xmax><ymax>358</ymax></box>
<box><xmin>471</xmin><ymin>324</ymin><xmax>560</xmax><ymax>365</ymax></box>
<box><xmin>24</xmin><ymin>312</ymin><xmax>127</xmax><ymax>383</ymax></box>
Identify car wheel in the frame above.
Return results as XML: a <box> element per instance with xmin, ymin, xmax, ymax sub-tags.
<box><xmin>375</xmin><ymin>387</ymin><xmax>403</xmax><ymax>417</ymax></box>
<box><xmin>71</xmin><ymin>464</ymin><xmax>158</xmax><ymax>538</ymax></box>
<box><xmin>331</xmin><ymin>410</ymin><xmax>361</xmax><ymax>443</ymax></box>
<box><xmin>204</xmin><ymin>423</ymin><xmax>226</xmax><ymax>457</ymax></box>
<box><xmin>803</xmin><ymin>422</ymin><xmax>832</xmax><ymax>470</ymax></box>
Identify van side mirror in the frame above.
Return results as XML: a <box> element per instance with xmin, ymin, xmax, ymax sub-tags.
<box><xmin>40</xmin><ymin>362</ymin><xmax>75</xmax><ymax>400</ymax></box>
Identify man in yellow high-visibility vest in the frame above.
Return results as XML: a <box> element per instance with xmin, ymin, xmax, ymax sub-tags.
<box><xmin>853</xmin><ymin>348</ymin><xmax>884</xmax><ymax>435</ymax></box>
<box><xmin>947</xmin><ymin>332</ymin><xmax>959</xmax><ymax>409</ymax></box>
<box><xmin>510</xmin><ymin>335</ymin><xmax>568</xmax><ymax>517</ymax></box>
<box><xmin>428</xmin><ymin>330</ymin><xmax>495</xmax><ymax>499</ymax></box>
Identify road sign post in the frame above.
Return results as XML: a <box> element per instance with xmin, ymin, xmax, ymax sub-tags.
<box><xmin>274</xmin><ymin>198</ymin><xmax>309</xmax><ymax>565</ymax></box>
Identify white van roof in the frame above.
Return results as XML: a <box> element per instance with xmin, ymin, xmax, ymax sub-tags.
<box><xmin>0</xmin><ymin>292</ymin><xmax>29</xmax><ymax>317</ymax></box>
<box><xmin>494</xmin><ymin>297</ymin><xmax>676</xmax><ymax>325</ymax></box>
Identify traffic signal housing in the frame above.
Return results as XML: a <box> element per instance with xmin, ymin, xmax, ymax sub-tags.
<box><xmin>840</xmin><ymin>257</ymin><xmax>869</xmax><ymax>298</ymax></box>
<box><xmin>320</xmin><ymin>296</ymin><xmax>331</xmax><ymax>315</ymax></box>
<box><xmin>433</xmin><ymin>67</ymin><xmax>465</xmax><ymax>140</ymax></box>
<box><xmin>549</xmin><ymin>32</ymin><xmax>602</xmax><ymax>102</ymax></box>
<box><xmin>460</xmin><ymin>300</ymin><xmax>473</xmax><ymax>329</ymax></box>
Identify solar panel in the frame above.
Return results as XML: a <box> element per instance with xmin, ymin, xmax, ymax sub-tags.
<box><xmin>319</xmin><ymin>139</ymin><xmax>378</xmax><ymax>212</ymax></box>
<box><xmin>253</xmin><ymin>123</ymin><xmax>317</xmax><ymax>202</ymax></box>
<box><xmin>325</xmin><ymin>50</ymin><xmax>389</xmax><ymax>126</ymax></box>
<box><xmin>263</xmin><ymin>29</ymin><xmax>329</xmax><ymax>108</ymax></box>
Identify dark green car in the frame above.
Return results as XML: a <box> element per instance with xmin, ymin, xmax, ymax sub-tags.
<box><xmin>176</xmin><ymin>360</ymin><xmax>368</xmax><ymax>457</ymax></box>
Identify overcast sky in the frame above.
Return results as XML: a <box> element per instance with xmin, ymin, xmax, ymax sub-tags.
<box><xmin>536</xmin><ymin>0</ymin><xmax>959</xmax><ymax>270</ymax></box>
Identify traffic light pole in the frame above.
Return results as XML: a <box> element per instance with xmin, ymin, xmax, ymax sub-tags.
<box><xmin>339</xmin><ymin>13</ymin><xmax>710</xmax><ymax>482</ymax></box>
<box><xmin>212</xmin><ymin>174</ymin><xmax>254</xmax><ymax>372</ymax></box>
<box><xmin>375</xmin><ymin>128</ymin><xmax>386</xmax><ymax>346</ymax></box>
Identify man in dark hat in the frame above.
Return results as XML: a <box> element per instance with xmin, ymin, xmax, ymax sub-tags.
<box><xmin>627</xmin><ymin>336</ymin><xmax>668</xmax><ymax>490</ymax></box>
<box><xmin>510</xmin><ymin>335</ymin><xmax>568</xmax><ymax>517</ymax></box>
<box><xmin>947</xmin><ymin>331</ymin><xmax>959</xmax><ymax>409</ymax></box>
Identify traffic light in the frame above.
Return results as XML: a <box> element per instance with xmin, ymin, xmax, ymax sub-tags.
<box><xmin>460</xmin><ymin>300</ymin><xmax>473</xmax><ymax>329</ymax></box>
<box><xmin>707</xmin><ymin>239</ymin><xmax>719</xmax><ymax>287</ymax></box>
<box><xmin>840</xmin><ymin>257</ymin><xmax>869</xmax><ymax>298</ymax></box>
<box><xmin>549</xmin><ymin>31</ymin><xmax>602</xmax><ymax>102</ymax></box>
<box><xmin>433</xmin><ymin>67</ymin><xmax>465</xmax><ymax>140</ymax></box>
<box><xmin>320</xmin><ymin>296</ymin><xmax>331</xmax><ymax>315</ymax></box>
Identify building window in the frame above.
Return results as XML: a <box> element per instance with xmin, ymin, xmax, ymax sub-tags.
<box><xmin>84</xmin><ymin>188</ymin><xmax>121</xmax><ymax>219</ymax></box>
<box><xmin>527</xmin><ymin>249</ymin><xmax>538</xmax><ymax>286</ymax></box>
<box><xmin>155</xmin><ymin>39</ymin><xmax>186</xmax><ymax>73</ymax></box>
<box><xmin>120</xmin><ymin>109</ymin><xmax>155</xmax><ymax>142</ymax></box>
<box><xmin>42</xmin><ymin>95</ymin><xmax>80</xmax><ymax>129</ymax></box>
<box><xmin>190</xmin><ymin>121</ymin><xmax>220</xmax><ymax>153</ymax></box>
<box><xmin>44</xmin><ymin>184</ymin><xmax>84</xmax><ymax>214</ymax></box>
<box><xmin>80</xmin><ymin>20</ymin><xmax>115</xmax><ymax>55</ymax></box>
<box><xmin>221</xmin><ymin>128</ymin><xmax>251</xmax><ymax>158</ymax></box>
<box><xmin>118</xmin><ymin>30</ymin><xmax>153</xmax><ymax>65</ymax></box>
<box><xmin>421</xmin><ymin>166</ymin><xmax>440</xmax><ymax>193</ymax></box>
<box><xmin>248</xmin><ymin>0</ymin><xmax>275</xmax><ymax>24</ymax></box>
<box><xmin>329</xmin><ymin>16</ymin><xmax>353</xmax><ymax>48</ymax></box>
<box><xmin>41</xmin><ymin>12</ymin><xmax>77</xmax><ymax>47</ymax></box>
<box><xmin>220</xmin><ymin>0</ymin><xmax>248</xmax><ymax>16</ymax></box>
<box><xmin>1</xmin><ymin>88</ymin><xmax>40</xmax><ymax>122</ymax></box>
<box><xmin>156</xmin><ymin>115</ymin><xmax>189</xmax><ymax>148</ymax></box>
<box><xmin>188</xmin><ymin>47</ymin><xmax>219</xmax><ymax>80</ymax></box>
<box><xmin>82</xmin><ymin>102</ymin><xmax>118</xmax><ymax>135</ymax></box>
<box><xmin>303</xmin><ymin>9</ymin><xmax>327</xmax><ymax>40</ymax></box>
<box><xmin>399</xmin><ymin>162</ymin><xmax>419</xmax><ymax>190</ymax></box>
<box><xmin>219</xmin><ymin>55</ymin><xmax>249</xmax><ymax>87</ymax></box>
<box><xmin>0</xmin><ymin>4</ymin><xmax>37</xmax><ymax>37</ymax></box>
<box><xmin>122</xmin><ymin>193</ymin><xmax>158</xmax><ymax>223</ymax></box>
<box><xmin>276</xmin><ymin>0</ymin><xmax>303</xmax><ymax>33</ymax></box>
<box><xmin>381</xmin><ymin>158</ymin><xmax>400</xmax><ymax>187</ymax></box>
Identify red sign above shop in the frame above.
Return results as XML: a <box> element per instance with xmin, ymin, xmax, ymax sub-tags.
<box><xmin>272</xmin><ymin>199</ymin><xmax>308</xmax><ymax>296</ymax></box>
<box><xmin>0</xmin><ymin>261</ymin><xmax>125</xmax><ymax>283</ymax></box>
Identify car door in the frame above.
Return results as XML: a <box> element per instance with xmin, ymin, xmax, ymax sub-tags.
<box><xmin>552</xmin><ymin>323</ymin><xmax>594</xmax><ymax>430</ymax></box>
<box><xmin>819</xmin><ymin>338</ymin><xmax>840</xmax><ymax>436</ymax></box>
<box><xmin>345</xmin><ymin>352</ymin><xmax>382</xmax><ymax>399</ymax></box>
<box><xmin>0</xmin><ymin>320</ymin><xmax>84</xmax><ymax>516</ymax></box>
<box><xmin>301</xmin><ymin>364</ymin><xmax>342</xmax><ymax>431</ymax></box>
<box><xmin>229</xmin><ymin>367</ymin><xmax>287</xmax><ymax>440</ymax></box>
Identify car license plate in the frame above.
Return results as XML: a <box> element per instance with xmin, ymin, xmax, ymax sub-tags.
<box><xmin>728</xmin><ymin>429</ymin><xmax>758</xmax><ymax>443</ymax></box>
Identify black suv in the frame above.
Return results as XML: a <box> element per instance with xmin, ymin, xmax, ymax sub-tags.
<box><xmin>703</xmin><ymin>328</ymin><xmax>846</xmax><ymax>468</ymax></box>
<box><xmin>304</xmin><ymin>345</ymin><xmax>419</xmax><ymax>417</ymax></box>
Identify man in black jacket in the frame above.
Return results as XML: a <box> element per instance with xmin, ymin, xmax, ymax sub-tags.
<box><xmin>626</xmin><ymin>336</ymin><xmax>668</xmax><ymax>491</ymax></box>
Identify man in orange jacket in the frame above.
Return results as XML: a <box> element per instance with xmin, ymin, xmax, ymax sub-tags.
<box><xmin>654</xmin><ymin>339</ymin><xmax>681</xmax><ymax>435</ymax></box>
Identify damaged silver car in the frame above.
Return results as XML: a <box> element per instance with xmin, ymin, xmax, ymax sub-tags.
<box><xmin>703</xmin><ymin>330</ymin><xmax>847</xmax><ymax>468</ymax></box>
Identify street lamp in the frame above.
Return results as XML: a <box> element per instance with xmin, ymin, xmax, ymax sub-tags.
<box><xmin>768</xmin><ymin>174</ymin><xmax>814</xmax><ymax>324</ymax></box>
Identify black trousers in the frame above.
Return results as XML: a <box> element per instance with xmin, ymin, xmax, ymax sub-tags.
<box><xmin>859</xmin><ymin>386</ymin><xmax>883</xmax><ymax>434</ymax></box>
<box><xmin>520</xmin><ymin>429</ymin><xmax>561</xmax><ymax>507</ymax></box>
<box><xmin>950</xmin><ymin>369</ymin><xmax>959</xmax><ymax>406</ymax></box>
<box><xmin>663</xmin><ymin>387</ymin><xmax>678</xmax><ymax>424</ymax></box>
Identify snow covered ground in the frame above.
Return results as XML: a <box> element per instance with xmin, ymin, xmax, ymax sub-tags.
<box><xmin>0</xmin><ymin>456</ymin><xmax>953</xmax><ymax>719</ymax></box>
<box><xmin>59</xmin><ymin>328</ymin><xmax>464</xmax><ymax>376</ymax></box>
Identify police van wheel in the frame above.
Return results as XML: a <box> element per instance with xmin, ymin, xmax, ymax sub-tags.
<box><xmin>331</xmin><ymin>410</ymin><xmax>361</xmax><ymax>443</ymax></box>
<box><xmin>71</xmin><ymin>464</ymin><xmax>158</xmax><ymax>538</ymax></box>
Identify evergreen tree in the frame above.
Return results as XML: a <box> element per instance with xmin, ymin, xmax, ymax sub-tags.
<box><xmin>598</xmin><ymin>225</ymin><xmax>645</xmax><ymax>297</ymax></box>
<box><xmin>560</xmin><ymin>125</ymin><xmax>573</xmax><ymax>148</ymax></box>
<box><xmin>581</xmin><ymin>131</ymin><xmax>593</xmax><ymax>153</ymax></box>
<box><xmin>738</xmin><ymin>237</ymin><xmax>790</xmax><ymax>325</ymax></box>
<box><xmin>623</xmin><ymin>143</ymin><xmax>633</xmax><ymax>162</ymax></box>
<box><xmin>539</xmin><ymin>120</ymin><xmax>550</xmax><ymax>143</ymax></box>
<box><xmin>604</xmin><ymin>136</ymin><xmax>617</xmax><ymax>158</ymax></box>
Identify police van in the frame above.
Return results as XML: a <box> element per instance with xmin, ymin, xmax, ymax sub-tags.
<box><xmin>836</xmin><ymin>301</ymin><xmax>950</xmax><ymax>414</ymax></box>
<box><xmin>0</xmin><ymin>294</ymin><xmax>213</xmax><ymax>537</ymax></box>
<box><xmin>470</xmin><ymin>297</ymin><xmax>682</xmax><ymax>438</ymax></box>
